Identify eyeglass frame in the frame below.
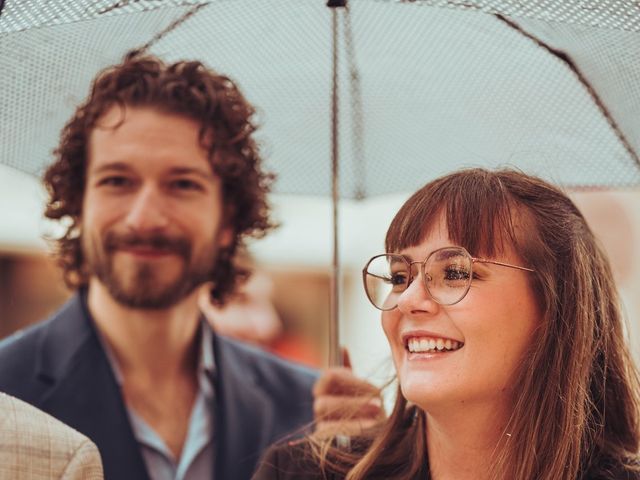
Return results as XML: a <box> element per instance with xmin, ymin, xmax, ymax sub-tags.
<box><xmin>362</xmin><ymin>245</ymin><xmax>536</xmax><ymax>311</ymax></box>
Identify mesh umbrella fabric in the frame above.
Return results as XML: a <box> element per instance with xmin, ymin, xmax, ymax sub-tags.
<box><xmin>1</xmin><ymin>0</ymin><xmax>639</xmax><ymax>197</ymax></box>
<box><xmin>0</xmin><ymin>5</ymin><xmax>195</xmax><ymax>175</ymax></box>
<box><xmin>512</xmin><ymin>16</ymin><xmax>640</xmax><ymax>176</ymax></box>
<box><xmin>0</xmin><ymin>0</ymin><xmax>207</xmax><ymax>33</ymax></box>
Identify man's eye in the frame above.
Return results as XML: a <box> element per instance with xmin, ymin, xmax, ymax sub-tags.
<box><xmin>171</xmin><ymin>179</ymin><xmax>203</xmax><ymax>191</ymax></box>
<box><xmin>98</xmin><ymin>176</ymin><xmax>132</xmax><ymax>187</ymax></box>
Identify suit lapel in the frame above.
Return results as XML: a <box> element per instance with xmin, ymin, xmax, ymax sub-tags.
<box><xmin>213</xmin><ymin>333</ymin><xmax>276</xmax><ymax>480</ymax></box>
<box><xmin>36</xmin><ymin>294</ymin><xmax>149</xmax><ymax>480</ymax></box>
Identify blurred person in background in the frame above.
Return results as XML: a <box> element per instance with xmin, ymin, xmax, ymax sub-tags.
<box><xmin>198</xmin><ymin>252</ymin><xmax>321</xmax><ymax>367</ymax></box>
<box><xmin>0</xmin><ymin>52</ymin><xmax>381</xmax><ymax>480</ymax></box>
<box><xmin>200</xmin><ymin>269</ymin><xmax>283</xmax><ymax>346</ymax></box>
<box><xmin>254</xmin><ymin>168</ymin><xmax>640</xmax><ymax>480</ymax></box>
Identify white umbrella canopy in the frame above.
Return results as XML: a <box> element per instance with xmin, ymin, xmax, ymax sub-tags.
<box><xmin>1</xmin><ymin>0</ymin><xmax>640</xmax><ymax>192</ymax></box>
<box><xmin>2</xmin><ymin>0</ymin><xmax>640</xmax><ymax>364</ymax></box>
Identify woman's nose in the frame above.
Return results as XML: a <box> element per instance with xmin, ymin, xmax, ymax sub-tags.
<box><xmin>396</xmin><ymin>268</ymin><xmax>440</xmax><ymax>315</ymax></box>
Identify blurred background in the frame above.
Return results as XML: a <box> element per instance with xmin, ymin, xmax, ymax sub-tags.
<box><xmin>1</xmin><ymin>164</ymin><xmax>638</xmax><ymax>387</ymax></box>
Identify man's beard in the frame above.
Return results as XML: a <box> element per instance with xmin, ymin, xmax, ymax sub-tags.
<box><xmin>83</xmin><ymin>229</ymin><xmax>219</xmax><ymax>309</ymax></box>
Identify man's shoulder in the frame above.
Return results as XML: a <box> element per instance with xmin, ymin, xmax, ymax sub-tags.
<box><xmin>0</xmin><ymin>316</ymin><xmax>52</xmax><ymax>387</ymax></box>
<box><xmin>0</xmin><ymin>315</ymin><xmax>51</xmax><ymax>356</ymax></box>
<box><xmin>0</xmin><ymin>294</ymin><xmax>91</xmax><ymax>399</ymax></box>
<box><xmin>217</xmin><ymin>334</ymin><xmax>320</xmax><ymax>385</ymax></box>
<box><xmin>215</xmin><ymin>333</ymin><xmax>320</xmax><ymax>408</ymax></box>
<box><xmin>0</xmin><ymin>392</ymin><xmax>103</xmax><ymax>479</ymax></box>
<box><xmin>0</xmin><ymin>294</ymin><xmax>83</xmax><ymax>357</ymax></box>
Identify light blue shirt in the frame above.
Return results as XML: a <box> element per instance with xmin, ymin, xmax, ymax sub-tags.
<box><xmin>101</xmin><ymin>322</ymin><xmax>216</xmax><ymax>480</ymax></box>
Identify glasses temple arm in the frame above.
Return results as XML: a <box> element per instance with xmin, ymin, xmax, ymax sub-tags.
<box><xmin>474</xmin><ymin>258</ymin><xmax>535</xmax><ymax>272</ymax></box>
<box><xmin>364</xmin><ymin>272</ymin><xmax>395</xmax><ymax>281</ymax></box>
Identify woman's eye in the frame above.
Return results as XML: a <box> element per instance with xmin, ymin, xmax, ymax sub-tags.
<box><xmin>443</xmin><ymin>266</ymin><xmax>470</xmax><ymax>281</ymax></box>
<box><xmin>388</xmin><ymin>272</ymin><xmax>408</xmax><ymax>286</ymax></box>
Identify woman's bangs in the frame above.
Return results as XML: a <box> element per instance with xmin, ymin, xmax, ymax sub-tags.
<box><xmin>443</xmin><ymin>191</ymin><xmax>520</xmax><ymax>259</ymax></box>
<box><xmin>386</xmin><ymin>171</ymin><xmax>521</xmax><ymax>259</ymax></box>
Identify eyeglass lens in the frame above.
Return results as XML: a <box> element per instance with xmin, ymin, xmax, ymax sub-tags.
<box><xmin>363</xmin><ymin>247</ymin><xmax>473</xmax><ymax>310</ymax></box>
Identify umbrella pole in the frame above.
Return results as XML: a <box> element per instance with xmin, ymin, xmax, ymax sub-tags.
<box><xmin>328</xmin><ymin>0</ymin><xmax>345</xmax><ymax>367</ymax></box>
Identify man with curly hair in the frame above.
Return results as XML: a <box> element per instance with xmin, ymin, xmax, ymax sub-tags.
<box><xmin>0</xmin><ymin>53</ymin><xmax>320</xmax><ymax>480</ymax></box>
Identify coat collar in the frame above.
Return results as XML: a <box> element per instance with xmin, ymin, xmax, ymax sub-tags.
<box><xmin>213</xmin><ymin>333</ymin><xmax>278</xmax><ymax>480</ymax></box>
<box><xmin>36</xmin><ymin>292</ymin><xmax>288</xmax><ymax>480</ymax></box>
<box><xmin>35</xmin><ymin>292</ymin><xmax>150</xmax><ymax>480</ymax></box>
<box><xmin>35</xmin><ymin>291</ymin><xmax>93</xmax><ymax>383</ymax></box>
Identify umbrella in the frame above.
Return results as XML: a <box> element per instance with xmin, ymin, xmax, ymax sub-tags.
<box><xmin>1</xmin><ymin>0</ymin><xmax>640</xmax><ymax>364</ymax></box>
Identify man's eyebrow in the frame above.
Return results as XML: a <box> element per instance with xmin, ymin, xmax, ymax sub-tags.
<box><xmin>90</xmin><ymin>162</ymin><xmax>132</xmax><ymax>175</ymax></box>
<box><xmin>168</xmin><ymin>167</ymin><xmax>216</xmax><ymax>181</ymax></box>
<box><xmin>89</xmin><ymin>163</ymin><xmax>215</xmax><ymax>180</ymax></box>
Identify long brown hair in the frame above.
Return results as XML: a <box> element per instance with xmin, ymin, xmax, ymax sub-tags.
<box><xmin>316</xmin><ymin>168</ymin><xmax>640</xmax><ymax>479</ymax></box>
<box><xmin>44</xmin><ymin>52</ymin><xmax>275</xmax><ymax>304</ymax></box>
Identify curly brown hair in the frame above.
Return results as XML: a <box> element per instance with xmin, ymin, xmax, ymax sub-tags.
<box><xmin>44</xmin><ymin>52</ymin><xmax>275</xmax><ymax>304</ymax></box>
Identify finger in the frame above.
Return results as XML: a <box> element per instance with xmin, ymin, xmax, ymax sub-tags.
<box><xmin>312</xmin><ymin>368</ymin><xmax>381</xmax><ymax>396</ymax></box>
<box><xmin>314</xmin><ymin>394</ymin><xmax>384</xmax><ymax>421</ymax></box>
<box><xmin>341</xmin><ymin>347</ymin><xmax>352</xmax><ymax>369</ymax></box>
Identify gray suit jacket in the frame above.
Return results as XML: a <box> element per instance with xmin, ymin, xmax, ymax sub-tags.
<box><xmin>0</xmin><ymin>391</ymin><xmax>103</xmax><ymax>479</ymax></box>
<box><xmin>0</xmin><ymin>293</ymin><xmax>318</xmax><ymax>480</ymax></box>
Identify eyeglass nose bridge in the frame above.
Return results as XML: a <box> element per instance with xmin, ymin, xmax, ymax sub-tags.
<box><xmin>406</xmin><ymin>259</ymin><xmax>432</xmax><ymax>286</ymax></box>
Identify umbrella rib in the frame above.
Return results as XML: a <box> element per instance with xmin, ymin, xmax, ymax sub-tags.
<box><xmin>496</xmin><ymin>14</ymin><xmax>640</xmax><ymax>174</ymax></box>
<box><xmin>98</xmin><ymin>1</ymin><xmax>137</xmax><ymax>15</ymax></box>
<box><xmin>343</xmin><ymin>3</ymin><xmax>366</xmax><ymax>200</ymax></box>
<box><xmin>130</xmin><ymin>2</ymin><xmax>210</xmax><ymax>56</ymax></box>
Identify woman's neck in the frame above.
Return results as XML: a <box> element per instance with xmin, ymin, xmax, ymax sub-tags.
<box><xmin>424</xmin><ymin>402</ymin><xmax>511</xmax><ymax>480</ymax></box>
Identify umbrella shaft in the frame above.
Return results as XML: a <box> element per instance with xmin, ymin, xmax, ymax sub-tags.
<box><xmin>329</xmin><ymin>6</ymin><xmax>341</xmax><ymax>367</ymax></box>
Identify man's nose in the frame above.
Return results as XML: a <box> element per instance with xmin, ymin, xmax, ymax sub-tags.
<box><xmin>123</xmin><ymin>185</ymin><xmax>169</xmax><ymax>232</ymax></box>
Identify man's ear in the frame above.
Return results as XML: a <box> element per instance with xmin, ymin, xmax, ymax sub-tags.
<box><xmin>219</xmin><ymin>204</ymin><xmax>236</xmax><ymax>248</ymax></box>
<box><xmin>218</xmin><ymin>226</ymin><xmax>234</xmax><ymax>248</ymax></box>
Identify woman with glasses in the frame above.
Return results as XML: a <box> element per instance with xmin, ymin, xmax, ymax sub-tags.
<box><xmin>253</xmin><ymin>168</ymin><xmax>640</xmax><ymax>480</ymax></box>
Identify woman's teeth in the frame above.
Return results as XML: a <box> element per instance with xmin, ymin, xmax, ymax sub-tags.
<box><xmin>407</xmin><ymin>337</ymin><xmax>463</xmax><ymax>353</ymax></box>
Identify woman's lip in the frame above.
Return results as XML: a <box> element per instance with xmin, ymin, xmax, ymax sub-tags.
<box><xmin>407</xmin><ymin>350</ymin><xmax>458</xmax><ymax>359</ymax></box>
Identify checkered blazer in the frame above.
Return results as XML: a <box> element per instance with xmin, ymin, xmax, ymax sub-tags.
<box><xmin>0</xmin><ymin>392</ymin><xmax>103</xmax><ymax>479</ymax></box>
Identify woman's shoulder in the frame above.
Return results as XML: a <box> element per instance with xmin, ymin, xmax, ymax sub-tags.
<box><xmin>585</xmin><ymin>456</ymin><xmax>640</xmax><ymax>480</ymax></box>
<box><xmin>252</xmin><ymin>436</ymin><xmax>374</xmax><ymax>480</ymax></box>
<box><xmin>252</xmin><ymin>439</ymin><xmax>337</xmax><ymax>480</ymax></box>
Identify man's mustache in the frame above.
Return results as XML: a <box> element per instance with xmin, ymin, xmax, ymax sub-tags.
<box><xmin>104</xmin><ymin>231</ymin><xmax>191</xmax><ymax>257</ymax></box>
